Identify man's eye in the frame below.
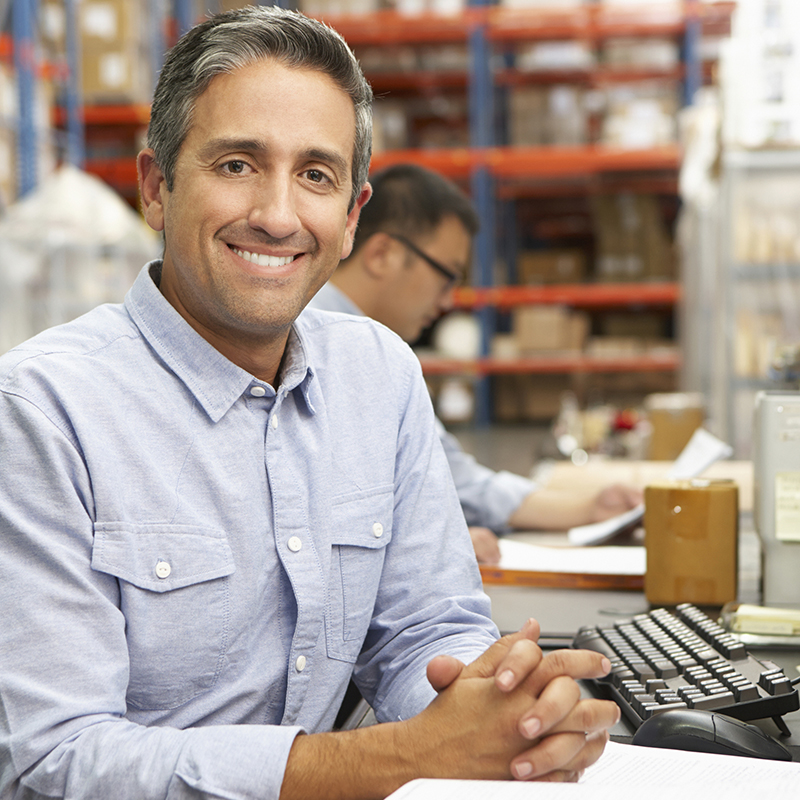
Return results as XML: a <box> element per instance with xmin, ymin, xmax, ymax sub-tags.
<box><xmin>306</xmin><ymin>169</ymin><xmax>330</xmax><ymax>184</ymax></box>
<box><xmin>222</xmin><ymin>160</ymin><xmax>248</xmax><ymax>175</ymax></box>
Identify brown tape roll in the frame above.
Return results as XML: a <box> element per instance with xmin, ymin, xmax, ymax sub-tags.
<box><xmin>644</xmin><ymin>479</ymin><xmax>738</xmax><ymax>606</ymax></box>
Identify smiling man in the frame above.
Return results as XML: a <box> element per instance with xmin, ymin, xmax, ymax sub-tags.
<box><xmin>0</xmin><ymin>7</ymin><xmax>617</xmax><ymax>800</ymax></box>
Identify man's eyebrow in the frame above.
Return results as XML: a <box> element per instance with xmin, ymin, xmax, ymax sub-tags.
<box><xmin>196</xmin><ymin>138</ymin><xmax>351</xmax><ymax>179</ymax></box>
<box><xmin>196</xmin><ymin>137</ymin><xmax>268</xmax><ymax>161</ymax></box>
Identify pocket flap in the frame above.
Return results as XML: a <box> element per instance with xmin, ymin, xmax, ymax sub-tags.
<box><xmin>329</xmin><ymin>487</ymin><xmax>394</xmax><ymax>550</ymax></box>
<box><xmin>92</xmin><ymin>522</ymin><xmax>235</xmax><ymax>593</ymax></box>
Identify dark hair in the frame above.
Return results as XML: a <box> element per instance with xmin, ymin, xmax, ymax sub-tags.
<box><xmin>350</xmin><ymin>163</ymin><xmax>479</xmax><ymax>255</ymax></box>
<box><xmin>146</xmin><ymin>5</ymin><xmax>372</xmax><ymax>210</ymax></box>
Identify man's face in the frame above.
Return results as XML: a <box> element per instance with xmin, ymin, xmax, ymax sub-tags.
<box><xmin>141</xmin><ymin>58</ymin><xmax>369</xmax><ymax>359</ymax></box>
<box><xmin>377</xmin><ymin>214</ymin><xmax>472</xmax><ymax>343</ymax></box>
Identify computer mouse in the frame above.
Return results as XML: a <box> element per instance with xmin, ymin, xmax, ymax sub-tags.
<box><xmin>632</xmin><ymin>708</ymin><xmax>793</xmax><ymax>761</ymax></box>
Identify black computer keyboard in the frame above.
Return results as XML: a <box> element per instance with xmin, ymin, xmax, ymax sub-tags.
<box><xmin>573</xmin><ymin>603</ymin><xmax>800</xmax><ymax>730</ymax></box>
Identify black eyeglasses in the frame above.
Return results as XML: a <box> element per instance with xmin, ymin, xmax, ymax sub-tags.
<box><xmin>387</xmin><ymin>233</ymin><xmax>461</xmax><ymax>289</ymax></box>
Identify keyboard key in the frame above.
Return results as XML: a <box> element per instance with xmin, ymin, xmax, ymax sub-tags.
<box><xmin>734</xmin><ymin>683</ymin><xmax>761</xmax><ymax>702</ymax></box>
<box><xmin>689</xmin><ymin>692</ymin><xmax>735</xmax><ymax>710</ymax></box>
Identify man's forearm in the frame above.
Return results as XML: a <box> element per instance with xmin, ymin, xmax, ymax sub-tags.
<box><xmin>281</xmin><ymin>723</ymin><xmax>416</xmax><ymax>800</ymax></box>
<box><xmin>507</xmin><ymin>487</ymin><xmax>595</xmax><ymax>531</ymax></box>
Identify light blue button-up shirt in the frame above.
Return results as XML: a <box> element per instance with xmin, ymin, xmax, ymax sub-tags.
<box><xmin>0</xmin><ymin>262</ymin><xmax>498</xmax><ymax>800</ymax></box>
<box><xmin>309</xmin><ymin>282</ymin><xmax>536</xmax><ymax>532</ymax></box>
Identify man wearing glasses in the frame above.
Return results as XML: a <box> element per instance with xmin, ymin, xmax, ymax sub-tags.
<box><xmin>309</xmin><ymin>163</ymin><xmax>641</xmax><ymax>564</ymax></box>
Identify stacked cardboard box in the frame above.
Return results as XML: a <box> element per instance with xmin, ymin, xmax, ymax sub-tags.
<box><xmin>41</xmin><ymin>0</ymin><xmax>152</xmax><ymax>105</ymax></box>
<box><xmin>508</xmin><ymin>85</ymin><xmax>588</xmax><ymax>147</ymax></box>
<box><xmin>512</xmin><ymin>305</ymin><xmax>589</xmax><ymax>353</ymax></box>
<box><xmin>590</xmin><ymin>192</ymin><xmax>674</xmax><ymax>281</ymax></box>
<box><xmin>493</xmin><ymin>374</ymin><xmax>574</xmax><ymax>422</ymax></box>
<box><xmin>516</xmin><ymin>248</ymin><xmax>586</xmax><ymax>284</ymax></box>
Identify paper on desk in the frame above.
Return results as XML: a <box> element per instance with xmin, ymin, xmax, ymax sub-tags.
<box><xmin>497</xmin><ymin>538</ymin><xmax>645</xmax><ymax>576</ymax></box>
<box><xmin>387</xmin><ymin>741</ymin><xmax>800</xmax><ymax>799</ymax></box>
<box><xmin>568</xmin><ymin>428</ymin><xmax>734</xmax><ymax>546</ymax></box>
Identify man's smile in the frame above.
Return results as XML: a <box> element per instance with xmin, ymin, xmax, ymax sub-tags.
<box><xmin>230</xmin><ymin>246</ymin><xmax>299</xmax><ymax>268</ymax></box>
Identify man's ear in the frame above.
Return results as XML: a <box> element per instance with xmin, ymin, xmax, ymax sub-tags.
<box><xmin>341</xmin><ymin>183</ymin><xmax>372</xmax><ymax>260</ymax></box>
<box><xmin>138</xmin><ymin>149</ymin><xmax>167</xmax><ymax>233</ymax></box>
<box><xmin>359</xmin><ymin>231</ymin><xmax>402</xmax><ymax>281</ymax></box>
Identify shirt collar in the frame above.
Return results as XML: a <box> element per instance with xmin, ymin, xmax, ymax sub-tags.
<box><xmin>124</xmin><ymin>261</ymin><xmax>315</xmax><ymax>422</ymax></box>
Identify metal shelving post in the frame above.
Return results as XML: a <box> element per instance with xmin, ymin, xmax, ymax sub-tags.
<box><xmin>63</xmin><ymin>0</ymin><xmax>85</xmax><ymax>168</ymax></box>
<box><xmin>12</xmin><ymin>0</ymin><xmax>37</xmax><ymax>196</ymax></box>
<box><xmin>468</xmin><ymin>2</ymin><xmax>496</xmax><ymax>426</ymax></box>
<box><xmin>683</xmin><ymin>0</ymin><xmax>703</xmax><ymax>106</ymax></box>
<box><xmin>174</xmin><ymin>0</ymin><xmax>196</xmax><ymax>38</ymax></box>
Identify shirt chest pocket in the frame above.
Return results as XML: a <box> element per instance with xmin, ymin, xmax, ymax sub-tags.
<box><xmin>326</xmin><ymin>488</ymin><xmax>393</xmax><ymax>663</ymax></box>
<box><xmin>91</xmin><ymin>522</ymin><xmax>235</xmax><ymax>711</ymax></box>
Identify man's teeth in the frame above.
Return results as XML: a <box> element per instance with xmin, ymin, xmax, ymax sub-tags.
<box><xmin>232</xmin><ymin>247</ymin><xmax>295</xmax><ymax>267</ymax></box>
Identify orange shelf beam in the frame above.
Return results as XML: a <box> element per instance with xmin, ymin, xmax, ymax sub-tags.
<box><xmin>53</xmin><ymin>104</ymin><xmax>151</xmax><ymax>127</ymax></box>
<box><xmin>371</xmin><ymin>144</ymin><xmax>681</xmax><ymax>181</ymax></box>
<box><xmin>452</xmin><ymin>281</ymin><xmax>680</xmax><ymax>310</ymax></box>
<box><xmin>419</xmin><ymin>352</ymin><xmax>680</xmax><ymax>376</ymax></box>
<box><xmin>313</xmin><ymin>10</ymin><xmax>485</xmax><ymax>45</ymax></box>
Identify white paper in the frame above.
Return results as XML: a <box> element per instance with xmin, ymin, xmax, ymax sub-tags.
<box><xmin>387</xmin><ymin>741</ymin><xmax>800</xmax><ymax>798</ymax></box>
<box><xmin>667</xmin><ymin>427</ymin><xmax>734</xmax><ymax>480</ymax></box>
<box><xmin>497</xmin><ymin>538</ymin><xmax>645</xmax><ymax>576</ymax></box>
<box><xmin>566</xmin><ymin>503</ymin><xmax>645</xmax><ymax>547</ymax></box>
<box><xmin>568</xmin><ymin>428</ymin><xmax>734</xmax><ymax>546</ymax></box>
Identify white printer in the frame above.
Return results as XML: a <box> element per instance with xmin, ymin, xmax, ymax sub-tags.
<box><xmin>753</xmin><ymin>391</ymin><xmax>800</xmax><ymax>606</ymax></box>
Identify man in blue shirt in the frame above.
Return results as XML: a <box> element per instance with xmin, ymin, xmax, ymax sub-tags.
<box><xmin>309</xmin><ymin>164</ymin><xmax>642</xmax><ymax>564</ymax></box>
<box><xmin>0</xmin><ymin>8</ymin><xmax>617</xmax><ymax>799</ymax></box>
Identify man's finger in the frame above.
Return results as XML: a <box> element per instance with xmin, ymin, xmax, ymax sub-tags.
<box><xmin>518</xmin><ymin>648</ymin><xmax>611</xmax><ymax>698</ymax></box>
<box><xmin>461</xmin><ymin>618</ymin><xmax>541</xmax><ymax>681</ymax></box>
<box><xmin>511</xmin><ymin>729</ymin><xmax>610</xmax><ymax>781</ymax></box>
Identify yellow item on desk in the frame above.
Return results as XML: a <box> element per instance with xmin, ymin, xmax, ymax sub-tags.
<box><xmin>644</xmin><ymin>479</ymin><xmax>738</xmax><ymax>606</ymax></box>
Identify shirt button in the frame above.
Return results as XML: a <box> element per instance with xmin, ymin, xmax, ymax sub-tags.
<box><xmin>271</xmin><ymin>415</ymin><xmax>279</xmax><ymax>430</ymax></box>
<box><xmin>288</xmin><ymin>536</ymin><xmax>302</xmax><ymax>552</ymax></box>
<box><xmin>155</xmin><ymin>561</ymin><xmax>171</xmax><ymax>579</ymax></box>
<box><xmin>372</xmin><ymin>522</ymin><xmax>384</xmax><ymax>538</ymax></box>
<box><xmin>250</xmin><ymin>385</ymin><xmax>266</xmax><ymax>397</ymax></box>
<box><xmin>295</xmin><ymin>655</ymin><xmax>307</xmax><ymax>672</ymax></box>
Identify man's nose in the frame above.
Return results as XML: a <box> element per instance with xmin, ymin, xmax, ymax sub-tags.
<box><xmin>246</xmin><ymin>175</ymin><xmax>302</xmax><ymax>240</ymax></box>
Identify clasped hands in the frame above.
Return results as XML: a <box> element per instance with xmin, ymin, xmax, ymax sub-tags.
<box><xmin>413</xmin><ymin>617</ymin><xmax>620</xmax><ymax>783</ymax></box>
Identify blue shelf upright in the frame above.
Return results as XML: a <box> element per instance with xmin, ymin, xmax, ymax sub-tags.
<box><xmin>468</xmin><ymin>2</ymin><xmax>496</xmax><ymax>427</ymax></box>
<box><xmin>12</xmin><ymin>0</ymin><xmax>37</xmax><ymax>197</ymax></box>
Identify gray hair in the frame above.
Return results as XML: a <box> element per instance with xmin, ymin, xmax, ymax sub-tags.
<box><xmin>146</xmin><ymin>5</ymin><xmax>373</xmax><ymax>210</ymax></box>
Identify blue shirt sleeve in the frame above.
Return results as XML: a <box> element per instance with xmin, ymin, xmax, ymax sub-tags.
<box><xmin>435</xmin><ymin>419</ymin><xmax>536</xmax><ymax>533</ymax></box>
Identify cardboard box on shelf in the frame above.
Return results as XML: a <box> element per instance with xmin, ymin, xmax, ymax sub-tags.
<box><xmin>80</xmin><ymin>0</ymin><xmax>144</xmax><ymax>52</ymax></box>
<box><xmin>598</xmin><ymin>312</ymin><xmax>665</xmax><ymax>339</ymax></box>
<box><xmin>492</xmin><ymin>373</ymin><xmax>573</xmax><ymax>423</ymax></box>
<box><xmin>585</xmin><ymin>336</ymin><xmax>642</xmax><ymax>358</ymax></box>
<box><xmin>81</xmin><ymin>44</ymin><xmax>152</xmax><ymax>105</ymax></box>
<box><xmin>517</xmin><ymin>249</ymin><xmax>586</xmax><ymax>284</ymax></box>
<box><xmin>513</xmin><ymin>306</ymin><xmax>589</xmax><ymax>353</ymax></box>
<box><xmin>644</xmin><ymin>392</ymin><xmax>705</xmax><ymax>461</ymax></box>
<box><xmin>591</xmin><ymin>192</ymin><xmax>675</xmax><ymax>282</ymax></box>
<box><xmin>522</xmin><ymin>374</ymin><xmax>574</xmax><ymax>421</ymax></box>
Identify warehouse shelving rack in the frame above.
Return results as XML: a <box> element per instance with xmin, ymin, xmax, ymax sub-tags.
<box><xmin>10</xmin><ymin>0</ymin><xmax>734</xmax><ymax>424</ymax></box>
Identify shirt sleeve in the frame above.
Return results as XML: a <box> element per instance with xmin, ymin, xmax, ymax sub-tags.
<box><xmin>352</xmin><ymin>362</ymin><xmax>501</xmax><ymax>723</ymax></box>
<box><xmin>0</xmin><ymin>391</ymin><xmax>300</xmax><ymax>800</ymax></box>
<box><xmin>435</xmin><ymin>418</ymin><xmax>536</xmax><ymax>533</ymax></box>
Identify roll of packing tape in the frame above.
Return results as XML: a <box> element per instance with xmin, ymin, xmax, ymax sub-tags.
<box><xmin>644</xmin><ymin>479</ymin><xmax>738</xmax><ymax>606</ymax></box>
